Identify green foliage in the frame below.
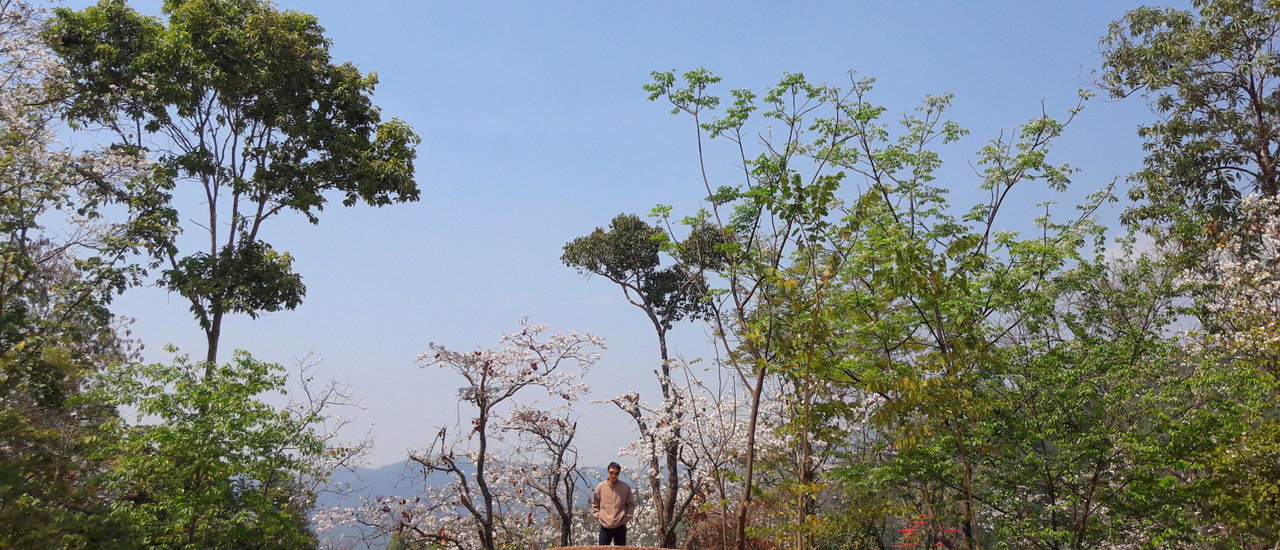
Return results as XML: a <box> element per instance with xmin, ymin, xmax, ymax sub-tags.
<box><xmin>0</xmin><ymin>349</ymin><xmax>128</xmax><ymax>550</ymax></box>
<box><xmin>164</xmin><ymin>239</ymin><xmax>303</xmax><ymax>329</ymax></box>
<box><xmin>804</xmin><ymin>79</ymin><xmax>1136</xmax><ymax>550</ymax></box>
<box><xmin>562</xmin><ymin>213</ymin><xmax>712</xmax><ymax>333</ymax></box>
<box><xmin>0</xmin><ymin>1</ymin><xmax>150</xmax><ymax>546</ymax></box>
<box><xmin>1101</xmin><ymin>3</ymin><xmax>1280</xmax><ymax>545</ymax></box>
<box><xmin>1101</xmin><ymin>0</ymin><xmax>1280</xmax><ymax>246</ymax></box>
<box><xmin>643</xmin><ymin>60</ymin><xmax>1276</xmax><ymax>550</ymax></box>
<box><xmin>102</xmin><ymin>350</ymin><xmax>322</xmax><ymax>550</ymax></box>
<box><xmin>1197</xmin><ymin>418</ymin><xmax>1280</xmax><ymax>546</ymax></box>
<box><xmin>45</xmin><ymin>0</ymin><xmax>421</xmax><ymax>363</ymax></box>
<box><xmin>974</xmin><ymin>256</ymin><xmax>1256</xmax><ymax>548</ymax></box>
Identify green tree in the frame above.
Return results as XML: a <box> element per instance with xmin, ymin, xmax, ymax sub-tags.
<box><xmin>964</xmin><ymin>254</ymin><xmax>1253</xmax><ymax>550</ymax></box>
<box><xmin>647</xmin><ymin>68</ymin><xmax>981</xmax><ymax>550</ymax></box>
<box><xmin>1103</xmin><ymin>3</ymin><xmax>1280</xmax><ymax>546</ymax></box>
<box><xmin>45</xmin><ymin>0</ymin><xmax>421</xmax><ymax>366</ymax></box>
<box><xmin>832</xmin><ymin>97</ymin><xmax>1106</xmax><ymax>550</ymax></box>
<box><xmin>102</xmin><ymin>351</ymin><xmax>324</xmax><ymax>550</ymax></box>
<box><xmin>0</xmin><ymin>0</ymin><xmax>152</xmax><ymax>546</ymax></box>
<box><xmin>1100</xmin><ymin>0</ymin><xmax>1280</xmax><ymax>248</ymax></box>
<box><xmin>646</xmin><ymin>69</ymin><xmax>860</xmax><ymax>550</ymax></box>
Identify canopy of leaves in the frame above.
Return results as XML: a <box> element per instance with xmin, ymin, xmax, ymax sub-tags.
<box><xmin>44</xmin><ymin>0</ymin><xmax>421</xmax><ymax>363</ymax></box>
<box><xmin>562</xmin><ymin>213</ymin><xmax>712</xmax><ymax>333</ymax></box>
<box><xmin>103</xmin><ymin>351</ymin><xmax>323</xmax><ymax>550</ymax></box>
<box><xmin>1101</xmin><ymin>0</ymin><xmax>1280</xmax><ymax>245</ymax></box>
<box><xmin>47</xmin><ymin>0</ymin><xmax>421</xmax><ymax>217</ymax></box>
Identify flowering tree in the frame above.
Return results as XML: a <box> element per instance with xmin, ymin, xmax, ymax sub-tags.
<box><xmin>1193</xmin><ymin>195</ymin><xmax>1280</xmax><ymax>377</ymax></box>
<box><xmin>1180</xmin><ymin>194</ymin><xmax>1280</xmax><ymax>546</ymax></box>
<box><xmin>0</xmin><ymin>0</ymin><xmax>151</xmax><ymax>546</ymax></box>
<box><xmin>351</xmin><ymin>321</ymin><xmax>603</xmax><ymax>550</ymax></box>
<box><xmin>601</xmin><ymin>357</ymin><xmax>803</xmax><ymax>549</ymax></box>
<box><xmin>500</xmin><ymin>404</ymin><xmax>589</xmax><ymax>547</ymax></box>
<box><xmin>605</xmin><ymin>363</ymin><xmax>727</xmax><ymax>543</ymax></box>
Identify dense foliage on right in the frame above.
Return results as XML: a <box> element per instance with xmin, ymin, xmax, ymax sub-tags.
<box><xmin>363</xmin><ymin>2</ymin><xmax>1280</xmax><ymax>547</ymax></box>
<box><xmin>537</xmin><ymin>0</ymin><xmax>1280</xmax><ymax>548</ymax></box>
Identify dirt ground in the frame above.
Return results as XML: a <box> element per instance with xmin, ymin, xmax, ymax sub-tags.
<box><xmin>556</xmin><ymin>546</ymin><xmax>649</xmax><ymax>550</ymax></box>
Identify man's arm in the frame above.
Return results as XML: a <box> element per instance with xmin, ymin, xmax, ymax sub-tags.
<box><xmin>624</xmin><ymin>485</ymin><xmax>636</xmax><ymax>522</ymax></box>
<box><xmin>591</xmin><ymin>485</ymin><xmax>602</xmax><ymax>518</ymax></box>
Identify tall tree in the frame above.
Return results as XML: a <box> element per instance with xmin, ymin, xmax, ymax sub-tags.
<box><xmin>1103</xmin><ymin>5</ymin><xmax>1280</xmax><ymax>546</ymax></box>
<box><xmin>1100</xmin><ymin>0</ymin><xmax>1280</xmax><ymax>247</ymax></box>
<box><xmin>45</xmin><ymin>0</ymin><xmax>421</xmax><ymax>366</ymax></box>
<box><xmin>644</xmin><ymin>69</ymin><xmax>876</xmax><ymax>550</ymax></box>
<box><xmin>562</xmin><ymin>213</ymin><xmax>712</xmax><ymax>548</ymax></box>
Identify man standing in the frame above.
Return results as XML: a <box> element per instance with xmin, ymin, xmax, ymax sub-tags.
<box><xmin>592</xmin><ymin>462</ymin><xmax>636</xmax><ymax>546</ymax></box>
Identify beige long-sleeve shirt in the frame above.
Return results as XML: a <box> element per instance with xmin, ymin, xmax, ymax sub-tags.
<box><xmin>591</xmin><ymin>479</ymin><xmax>636</xmax><ymax>529</ymax></box>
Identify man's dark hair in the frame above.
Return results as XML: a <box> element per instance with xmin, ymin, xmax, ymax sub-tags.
<box><xmin>607</xmin><ymin>462</ymin><xmax>621</xmax><ymax>473</ymax></box>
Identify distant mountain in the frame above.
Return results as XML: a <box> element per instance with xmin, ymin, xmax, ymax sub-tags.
<box><xmin>314</xmin><ymin>459</ymin><xmax>471</xmax><ymax>548</ymax></box>
<box><xmin>312</xmin><ymin>461</ymin><xmax>619</xmax><ymax>549</ymax></box>
<box><xmin>318</xmin><ymin>459</ymin><xmax>460</xmax><ymax>504</ymax></box>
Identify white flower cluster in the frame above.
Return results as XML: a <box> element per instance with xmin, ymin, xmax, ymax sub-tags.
<box><xmin>327</xmin><ymin>321</ymin><xmax>605</xmax><ymax>550</ymax></box>
<box><xmin>418</xmin><ymin>321</ymin><xmax>603</xmax><ymax>405</ymax></box>
<box><xmin>314</xmin><ymin>485</ymin><xmax>472</xmax><ymax>549</ymax></box>
<box><xmin>1</xmin><ymin>0</ymin><xmax>149</xmax><ymax>261</ymax></box>
<box><xmin>599</xmin><ymin>359</ymin><xmax>794</xmax><ymax>543</ymax></box>
<box><xmin>1181</xmin><ymin>194</ymin><xmax>1280</xmax><ymax>373</ymax></box>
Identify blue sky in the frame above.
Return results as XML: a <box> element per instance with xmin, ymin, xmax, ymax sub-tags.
<box><xmin>67</xmin><ymin>0</ymin><xmax>1166</xmax><ymax>468</ymax></box>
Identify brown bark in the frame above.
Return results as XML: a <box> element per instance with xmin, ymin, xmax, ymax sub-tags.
<box><xmin>735</xmin><ymin>365</ymin><xmax>767</xmax><ymax>550</ymax></box>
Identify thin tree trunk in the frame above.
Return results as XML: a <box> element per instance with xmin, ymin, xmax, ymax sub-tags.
<box><xmin>560</xmin><ymin>511</ymin><xmax>572</xmax><ymax>547</ymax></box>
<box><xmin>735</xmin><ymin>365</ymin><xmax>767</xmax><ymax>550</ymax></box>
<box><xmin>654</xmin><ymin>322</ymin><xmax>682</xmax><ymax>548</ymax></box>
<box><xmin>205</xmin><ymin>308</ymin><xmax>223</xmax><ymax>370</ymax></box>
<box><xmin>662</xmin><ymin>443</ymin><xmax>680</xmax><ymax>548</ymax></box>
<box><xmin>797</xmin><ymin>379</ymin><xmax>813</xmax><ymax>550</ymax></box>
<box><xmin>958</xmin><ymin>448</ymin><xmax>980</xmax><ymax>550</ymax></box>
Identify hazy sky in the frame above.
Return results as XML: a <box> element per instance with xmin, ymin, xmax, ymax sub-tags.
<box><xmin>64</xmin><ymin>0</ymin><xmax>1166</xmax><ymax>468</ymax></box>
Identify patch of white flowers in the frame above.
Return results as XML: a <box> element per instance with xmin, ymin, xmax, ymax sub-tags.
<box><xmin>326</xmin><ymin>321</ymin><xmax>605</xmax><ymax>550</ymax></box>
<box><xmin>0</xmin><ymin>0</ymin><xmax>149</xmax><ymax>359</ymax></box>
<box><xmin>1180</xmin><ymin>194</ymin><xmax>1280</xmax><ymax>373</ymax></box>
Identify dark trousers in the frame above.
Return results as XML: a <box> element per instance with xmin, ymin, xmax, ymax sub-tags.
<box><xmin>599</xmin><ymin>524</ymin><xmax>627</xmax><ymax>546</ymax></box>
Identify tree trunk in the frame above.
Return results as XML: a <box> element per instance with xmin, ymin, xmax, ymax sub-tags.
<box><xmin>658</xmin><ymin>328</ymin><xmax>683</xmax><ymax>548</ymax></box>
<box><xmin>205</xmin><ymin>308</ymin><xmax>223</xmax><ymax>373</ymax></box>
<box><xmin>735</xmin><ymin>365</ymin><xmax>767</xmax><ymax>550</ymax></box>
<box><xmin>959</xmin><ymin>454</ymin><xmax>980</xmax><ymax>550</ymax></box>
<box><xmin>476</xmin><ymin>397</ymin><xmax>496</xmax><ymax>550</ymax></box>
<box><xmin>797</xmin><ymin>380</ymin><xmax>814</xmax><ymax>550</ymax></box>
